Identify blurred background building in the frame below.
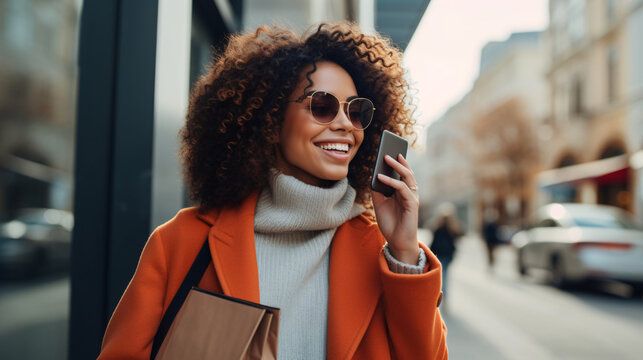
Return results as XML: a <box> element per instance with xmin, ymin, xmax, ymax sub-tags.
<box><xmin>539</xmin><ymin>0</ymin><xmax>643</xmax><ymax>218</ymax></box>
<box><xmin>417</xmin><ymin>0</ymin><xmax>643</xmax><ymax>233</ymax></box>
<box><xmin>0</xmin><ymin>0</ymin><xmax>430</xmax><ymax>359</ymax></box>
<box><xmin>0</xmin><ymin>0</ymin><xmax>80</xmax><ymax>216</ymax></box>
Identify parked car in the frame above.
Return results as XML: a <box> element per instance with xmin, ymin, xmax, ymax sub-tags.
<box><xmin>511</xmin><ymin>203</ymin><xmax>643</xmax><ymax>293</ymax></box>
<box><xmin>0</xmin><ymin>208</ymin><xmax>73</xmax><ymax>279</ymax></box>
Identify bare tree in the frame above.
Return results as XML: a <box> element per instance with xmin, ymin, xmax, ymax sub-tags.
<box><xmin>473</xmin><ymin>98</ymin><xmax>540</xmax><ymax>226</ymax></box>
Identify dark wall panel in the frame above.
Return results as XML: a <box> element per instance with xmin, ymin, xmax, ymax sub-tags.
<box><xmin>70</xmin><ymin>0</ymin><xmax>159</xmax><ymax>358</ymax></box>
<box><xmin>70</xmin><ymin>0</ymin><xmax>240</xmax><ymax>358</ymax></box>
<box><xmin>107</xmin><ymin>0</ymin><xmax>159</xmax><ymax>317</ymax></box>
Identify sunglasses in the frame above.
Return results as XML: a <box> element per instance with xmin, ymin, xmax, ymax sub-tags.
<box><xmin>295</xmin><ymin>90</ymin><xmax>375</xmax><ymax>130</ymax></box>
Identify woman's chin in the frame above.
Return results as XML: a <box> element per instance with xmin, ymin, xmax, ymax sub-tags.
<box><xmin>318</xmin><ymin>168</ymin><xmax>349</xmax><ymax>182</ymax></box>
<box><xmin>279</xmin><ymin>164</ymin><xmax>349</xmax><ymax>187</ymax></box>
<box><xmin>301</xmin><ymin>170</ymin><xmax>349</xmax><ymax>188</ymax></box>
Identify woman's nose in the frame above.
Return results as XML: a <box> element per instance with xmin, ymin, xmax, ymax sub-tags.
<box><xmin>329</xmin><ymin>103</ymin><xmax>354</xmax><ymax>130</ymax></box>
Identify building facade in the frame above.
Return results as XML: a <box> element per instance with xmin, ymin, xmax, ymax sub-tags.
<box><xmin>540</xmin><ymin>0</ymin><xmax>643</xmax><ymax>218</ymax></box>
<box><xmin>0</xmin><ymin>0</ymin><xmax>80</xmax><ymax>215</ymax></box>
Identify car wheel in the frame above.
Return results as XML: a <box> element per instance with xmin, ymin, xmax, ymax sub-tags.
<box><xmin>517</xmin><ymin>248</ymin><xmax>527</xmax><ymax>276</ymax></box>
<box><xmin>550</xmin><ymin>254</ymin><xmax>568</xmax><ymax>288</ymax></box>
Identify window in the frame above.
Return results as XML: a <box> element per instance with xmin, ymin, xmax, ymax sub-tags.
<box><xmin>551</xmin><ymin>1</ymin><xmax>567</xmax><ymax>56</ymax></box>
<box><xmin>568</xmin><ymin>0</ymin><xmax>586</xmax><ymax>45</ymax></box>
<box><xmin>606</xmin><ymin>0</ymin><xmax>617</xmax><ymax>26</ymax></box>
<box><xmin>537</xmin><ymin>218</ymin><xmax>560</xmax><ymax>228</ymax></box>
<box><xmin>607</xmin><ymin>46</ymin><xmax>618</xmax><ymax>103</ymax></box>
<box><xmin>4</xmin><ymin>0</ymin><xmax>34</xmax><ymax>53</ymax></box>
<box><xmin>0</xmin><ymin>1</ymin><xmax>81</xmax><ymax>359</ymax></box>
<box><xmin>569</xmin><ymin>76</ymin><xmax>584</xmax><ymax>116</ymax></box>
<box><xmin>554</xmin><ymin>82</ymin><xmax>568</xmax><ymax>124</ymax></box>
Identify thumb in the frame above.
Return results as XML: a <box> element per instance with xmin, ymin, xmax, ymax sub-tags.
<box><xmin>370</xmin><ymin>189</ymin><xmax>387</xmax><ymax>207</ymax></box>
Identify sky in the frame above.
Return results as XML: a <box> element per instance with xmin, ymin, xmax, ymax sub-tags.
<box><xmin>403</xmin><ymin>0</ymin><xmax>549</xmax><ymax>129</ymax></box>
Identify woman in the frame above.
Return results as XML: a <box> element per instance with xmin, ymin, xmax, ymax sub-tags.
<box><xmin>430</xmin><ymin>203</ymin><xmax>463</xmax><ymax>302</ymax></box>
<box><xmin>98</xmin><ymin>22</ymin><xmax>447</xmax><ymax>359</ymax></box>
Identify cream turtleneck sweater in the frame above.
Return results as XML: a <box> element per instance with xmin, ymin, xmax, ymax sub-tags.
<box><xmin>253</xmin><ymin>171</ymin><xmax>425</xmax><ymax>360</ymax></box>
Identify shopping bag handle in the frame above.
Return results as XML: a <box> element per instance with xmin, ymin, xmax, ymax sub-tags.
<box><xmin>151</xmin><ymin>238</ymin><xmax>211</xmax><ymax>359</ymax></box>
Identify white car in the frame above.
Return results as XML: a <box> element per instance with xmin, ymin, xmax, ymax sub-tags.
<box><xmin>511</xmin><ymin>203</ymin><xmax>643</xmax><ymax>293</ymax></box>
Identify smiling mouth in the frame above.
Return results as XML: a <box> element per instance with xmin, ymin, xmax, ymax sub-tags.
<box><xmin>316</xmin><ymin>143</ymin><xmax>350</xmax><ymax>153</ymax></box>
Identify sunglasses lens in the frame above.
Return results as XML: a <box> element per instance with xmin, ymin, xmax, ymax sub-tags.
<box><xmin>348</xmin><ymin>99</ymin><xmax>374</xmax><ymax>129</ymax></box>
<box><xmin>310</xmin><ymin>92</ymin><xmax>339</xmax><ymax>124</ymax></box>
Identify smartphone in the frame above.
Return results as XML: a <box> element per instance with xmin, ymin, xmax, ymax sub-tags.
<box><xmin>370</xmin><ymin>130</ymin><xmax>408</xmax><ymax>197</ymax></box>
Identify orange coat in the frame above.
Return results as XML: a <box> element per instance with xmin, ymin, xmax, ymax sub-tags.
<box><xmin>98</xmin><ymin>192</ymin><xmax>448</xmax><ymax>359</ymax></box>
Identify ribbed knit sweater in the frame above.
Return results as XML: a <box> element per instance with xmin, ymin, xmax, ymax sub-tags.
<box><xmin>253</xmin><ymin>171</ymin><xmax>426</xmax><ymax>359</ymax></box>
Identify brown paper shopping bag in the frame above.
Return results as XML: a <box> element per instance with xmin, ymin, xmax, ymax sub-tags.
<box><xmin>151</xmin><ymin>239</ymin><xmax>280</xmax><ymax>359</ymax></box>
<box><xmin>156</xmin><ymin>288</ymin><xmax>280</xmax><ymax>360</ymax></box>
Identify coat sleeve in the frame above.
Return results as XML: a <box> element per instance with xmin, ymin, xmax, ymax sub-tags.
<box><xmin>379</xmin><ymin>242</ymin><xmax>448</xmax><ymax>360</ymax></box>
<box><xmin>98</xmin><ymin>230</ymin><xmax>169</xmax><ymax>360</ymax></box>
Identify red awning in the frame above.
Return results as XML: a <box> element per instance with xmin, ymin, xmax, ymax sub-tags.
<box><xmin>538</xmin><ymin>155</ymin><xmax>629</xmax><ymax>188</ymax></box>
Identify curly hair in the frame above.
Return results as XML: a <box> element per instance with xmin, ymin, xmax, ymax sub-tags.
<box><xmin>180</xmin><ymin>22</ymin><xmax>416</xmax><ymax>211</ymax></box>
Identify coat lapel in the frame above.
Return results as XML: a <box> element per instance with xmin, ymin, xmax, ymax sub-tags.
<box><xmin>327</xmin><ymin>216</ymin><xmax>384</xmax><ymax>360</ymax></box>
<box><xmin>198</xmin><ymin>192</ymin><xmax>261</xmax><ymax>303</ymax></box>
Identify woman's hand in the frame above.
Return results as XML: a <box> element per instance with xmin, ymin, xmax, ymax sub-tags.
<box><xmin>371</xmin><ymin>154</ymin><xmax>420</xmax><ymax>264</ymax></box>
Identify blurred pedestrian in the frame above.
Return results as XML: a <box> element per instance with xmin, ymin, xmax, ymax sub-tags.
<box><xmin>482</xmin><ymin>208</ymin><xmax>502</xmax><ymax>270</ymax></box>
<box><xmin>430</xmin><ymin>203</ymin><xmax>463</xmax><ymax>303</ymax></box>
<box><xmin>97</xmin><ymin>23</ymin><xmax>447</xmax><ymax>359</ymax></box>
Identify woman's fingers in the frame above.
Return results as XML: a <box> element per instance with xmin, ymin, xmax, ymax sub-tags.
<box><xmin>384</xmin><ymin>154</ymin><xmax>417</xmax><ymax>189</ymax></box>
<box><xmin>397</xmin><ymin>153</ymin><xmax>412</xmax><ymax>169</ymax></box>
<box><xmin>377</xmin><ymin>173</ymin><xmax>418</xmax><ymax>200</ymax></box>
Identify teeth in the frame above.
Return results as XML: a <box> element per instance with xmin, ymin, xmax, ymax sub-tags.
<box><xmin>319</xmin><ymin>143</ymin><xmax>349</xmax><ymax>152</ymax></box>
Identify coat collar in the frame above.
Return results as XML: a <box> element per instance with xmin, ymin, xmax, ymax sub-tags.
<box><xmin>196</xmin><ymin>191</ymin><xmax>383</xmax><ymax>359</ymax></box>
<box><xmin>197</xmin><ymin>191</ymin><xmax>261</xmax><ymax>303</ymax></box>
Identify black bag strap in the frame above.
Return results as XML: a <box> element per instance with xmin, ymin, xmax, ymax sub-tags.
<box><xmin>151</xmin><ymin>238</ymin><xmax>212</xmax><ymax>359</ymax></box>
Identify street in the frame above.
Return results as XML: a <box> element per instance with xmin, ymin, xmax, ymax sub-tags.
<box><xmin>1</xmin><ymin>234</ymin><xmax>642</xmax><ymax>359</ymax></box>
<box><xmin>435</xmin><ymin>233</ymin><xmax>643</xmax><ymax>360</ymax></box>
<box><xmin>0</xmin><ymin>274</ymin><xmax>69</xmax><ymax>359</ymax></box>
